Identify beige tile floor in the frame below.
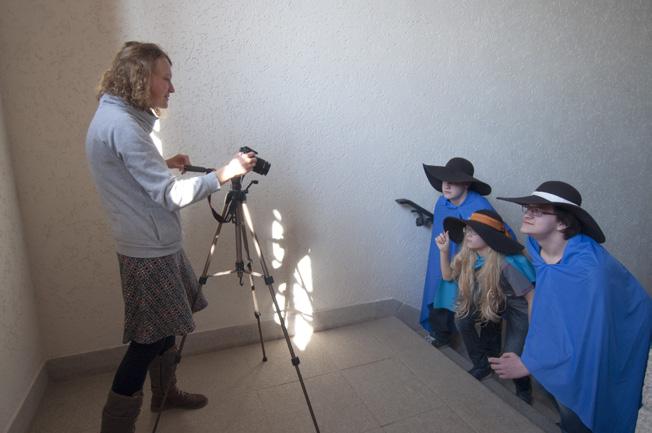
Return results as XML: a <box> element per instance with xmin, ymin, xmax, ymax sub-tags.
<box><xmin>28</xmin><ymin>317</ymin><xmax>547</xmax><ymax>433</ymax></box>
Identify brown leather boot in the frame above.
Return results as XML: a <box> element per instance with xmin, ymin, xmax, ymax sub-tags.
<box><xmin>100</xmin><ymin>390</ymin><xmax>142</xmax><ymax>433</ymax></box>
<box><xmin>148</xmin><ymin>346</ymin><xmax>208</xmax><ymax>412</ymax></box>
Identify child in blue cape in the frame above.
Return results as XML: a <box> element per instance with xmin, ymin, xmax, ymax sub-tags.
<box><xmin>490</xmin><ymin>181</ymin><xmax>652</xmax><ymax>433</ymax></box>
<box><xmin>437</xmin><ymin>209</ymin><xmax>535</xmax><ymax>404</ymax></box>
<box><xmin>421</xmin><ymin>157</ymin><xmax>511</xmax><ymax>348</ymax></box>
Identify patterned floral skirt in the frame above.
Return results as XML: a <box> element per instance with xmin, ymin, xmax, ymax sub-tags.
<box><xmin>117</xmin><ymin>250</ymin><xmax>208</xmax><ymax>344</ymax></box>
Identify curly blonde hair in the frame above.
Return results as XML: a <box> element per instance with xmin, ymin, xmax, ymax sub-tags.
<box><xmin>97</xmin><ymin>41</ymin><xmax>171</xmax><ymax>112</ymax></box>
<box><xmin>450</xmin><ymin>244</ymin><xmax>505</xmax><ymax>323</ymax></box>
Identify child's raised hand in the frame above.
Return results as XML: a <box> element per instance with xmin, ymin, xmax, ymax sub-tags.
<box><xmin>435</xmin><ymin>231</ymin><xmax>450</xmax><ymax>252</ymax></box>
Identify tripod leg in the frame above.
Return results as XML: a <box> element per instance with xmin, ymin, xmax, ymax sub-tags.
<box><xmin>239</xmin><ymin>218</ymin><xmax>267</xmax><ymax>362</ymax></box>
<box><xmin>240</xmin><ymin>202</ymin><xmax>321</xmax><ymax>433</ymax></box>
<box><xmin>151</xmin><ymin>201</ymin><xmax>231</xmax><ymax>433</ymax></box>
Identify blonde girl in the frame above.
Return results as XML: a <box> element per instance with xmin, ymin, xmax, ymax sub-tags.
<box><xmin>436</xmin><ymin>209</ymin><xmax>535</xmax><ymax>404</ymax></box>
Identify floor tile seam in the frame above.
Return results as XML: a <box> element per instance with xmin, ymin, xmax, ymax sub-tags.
<box><xmin>339</xmin><ymin>361</ymin><xmax>458</xmax><ymax>429</ymax></box>
<box><xmin>434</xmin><ymin>342</ymin><xmax>557</xmax><ymax>431</ymax></box>
<box><xmin>383</xmin><ymin>355</ymin><xmax>481</xmax><ymax>421</ymax></box>
<box><xmin>392</xmin><ymin>341</ymin><xmax>518</xmax><ymax>405</ymax></box>
<box><xmin>363</xmin><ymin>323</ymin><xmax>396</xmax><ymax>349</ymax></box>
<box><xmin>338</xmin><ymin>347</ymin><xmax>458</xmax><ymax>417</ymax></box>
<box><xmin>360</xmin><ymin>427</ymin><xmax>383</xmax><ymax>433</ymax></box>
<box><xmin>481</xmin><ymin>379</ymin><xmax>558</xmax><ymax>428</ymax></box>
<box><xmin>333</xmin><ymin>329</ymin><xmax>401</xmax><ymax>363</ymax></box>
<box><xmin>443</xmin><ymin>395</ymin><xmax>545</xmax><ymax>433</ymax></box>
<box><xmin>391</xmin><ymin>351</ymin><xmax>450</xmax><ymax>393</ymax></box>
<box><xmin>250</xmin><ymin>368</ymin><xmax>339</xmax><ymax>392</ymax></box>
<box><xmin>337</xmin><ymin>356</ymin><xmax>394</xmax><ymax>373</ymax></box>
<box><xmin>310</xmin><ymin>368</ymin><xmax>389</xmax><ymax>425</ymax></box>
<box><xmin>220</xmin><ymin>394</ymin><xmax>272</xmax><ymax>433</ymax></box>
<box><xmin>372</xmin><ymin>328</ymin><xmax>448</xmax><ymax>357</ymax></box>
<box><xmin>431</xmin><ymin>400</ymin><xmax>492</xmax><ymax>433</ymax></box>
<box><xmin>336</xmin><ymin>364</ymin><xmax>389</xmax><ymax>430</ymax></box>
<box><xmin>390</xmin><ymin>351</ymin><xmax>522</xmax><ymax>432</ymax></box>
<box><xmin>304</xmin><ymin>369</ymin><xmax>347</xmax><ymax>383</ymax></box>
<box><xmin>323</xmin><ymin>331</ymin><xmax>394</xmax><ymax>354</ymax></box>
<box><xmin>372</xmin><ymin>404</ymin><xmax>456</xmax><ymax>429</ymax></box>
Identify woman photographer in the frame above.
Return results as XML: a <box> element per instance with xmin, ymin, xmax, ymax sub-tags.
<box><xmin>86</xmin><ymin>41</ymin><xmax>256</xmax><ymax>433</ymax></box>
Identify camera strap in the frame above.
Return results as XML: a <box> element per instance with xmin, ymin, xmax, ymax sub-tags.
<box><xmin>207</xmin><ymin>194</ymin><xmax>229</xmax><ymax>223</ymax></box>
<box><xmin>182</xmin><ymin>164</ymin><xmax>228</xmax><ymax>223</ymax></box>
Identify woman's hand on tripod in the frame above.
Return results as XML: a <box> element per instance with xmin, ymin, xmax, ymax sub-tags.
<box><xmin>214</xmin><ymin>151</ymin><xmax>257</xmax><ymax>185</ymax></box>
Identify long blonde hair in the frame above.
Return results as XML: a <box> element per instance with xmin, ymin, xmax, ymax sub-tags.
<box><xmin>450</xmin><ymin>243</ymin><xmax>505</xmax><ymax>323</ymax></box>
<box><xmin>96</xmin><ymin>41</ymin><xmax>171</xmax><ymax>113</ymax></box>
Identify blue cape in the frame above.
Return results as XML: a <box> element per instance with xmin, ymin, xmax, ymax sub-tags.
<box><xmin>420</xmin><ymin>190</ymin><xmax>505</xmax><ymax>330</ymax></box>
<box><xmin>522</xmin><ymin>234</ymin><xmax>652</xmax><ymax>432</ymax></box>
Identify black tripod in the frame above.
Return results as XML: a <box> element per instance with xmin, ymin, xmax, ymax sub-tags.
<box><xmin>152</xmin><ymin>175</ymin><xmax>321</xmax><ymax>433</ymax></box>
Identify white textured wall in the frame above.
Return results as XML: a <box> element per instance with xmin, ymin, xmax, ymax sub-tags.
<box><xmin>0</xmin><ymin>94</ymin><xmax>44</xmax><ymax>431</ymax></box>
<box><xmin>0</xmin><ymin>0</ymin><xmax>650</xmax><ymax>359</ymax></box>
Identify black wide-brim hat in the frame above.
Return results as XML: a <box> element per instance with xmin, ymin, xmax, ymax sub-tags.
<box><xmin>497</xmin><ymin>181</ymin><xmax>605</xmax><ymax>243</ymax></box>
<box><xmin>423</xmin><ymin>157</ymin><xmax>491</xmax><ymax>196</ymax></box>
<box><xmin>443</xmin><ymin>209</ymin><xmax>524</xmax><ymax>255</ymax></box>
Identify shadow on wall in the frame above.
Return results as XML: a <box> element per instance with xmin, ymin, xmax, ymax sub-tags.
<box><xmin>0</xmin><ymin>1</ymin><xmax>124</xmax><ymax>430</ymax></box>
<box><xmin>0</xmin><ymin>0</ymin><xmax>128</xmax><ymax>357</ymax></box>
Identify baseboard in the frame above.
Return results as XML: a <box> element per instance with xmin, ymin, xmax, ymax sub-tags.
<box><xmin>393</xmin><ymin>302</ymin><xmax>422</xmax><ymax>333</ymax></box>
<box><xmin>45</xmin><ymin>298</ymin><xmax>404</xmax><ymax>381</ymax></box>
<box><xmin>6</xmin><ymin>362</ymin><xmax>48</xmax><ymax>433</ymax></box>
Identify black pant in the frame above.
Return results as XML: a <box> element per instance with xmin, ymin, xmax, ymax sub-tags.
<box><xmin>455</xmin><ymin>310</ymin><xmax>501</xmax><ymax>369</ymax></box>
<box><xmin>428</xmin><ymin>306</ymin><xmax>456</xmax><ymax>344</ymax></box>
<box><xmin>111</xmin><ymin>336</ymin><xmax>175</xmax><ymax>396</ymax></box>
<box><xmin>557</xmin><ymin>400</ymin><xmax>592</xmax><ymax>433</ymax></box>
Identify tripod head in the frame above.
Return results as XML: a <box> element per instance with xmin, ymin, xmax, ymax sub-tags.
<box><xmin>182</xmin><ymin>165</ymin><xmax>261</xmax><ymax>224</ymax></box>
<box><xmin>229</xmin><ymin>175</ymin><xmax>259</xmax><ymax>195</ymax></box>
<box><xmin>221</xmin><ymin>176</ymin><xmax>259</xmax><ymax>223</ymax></box>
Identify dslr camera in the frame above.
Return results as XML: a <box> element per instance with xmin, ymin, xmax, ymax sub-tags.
<box><xmin>240</xmin><ymin>146</ymin><xmax>270</xmax><ymax>176</ymax></box>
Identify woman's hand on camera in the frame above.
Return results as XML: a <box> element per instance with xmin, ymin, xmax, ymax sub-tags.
<box><xmin>435</xmin><ymin>231</ymin><xmax>450</xmax><ymax>252</ymax></box>
<box><xmin>215</xmin><ymin>151</ymin><xmax>257</xmax><ymax>185</ymax></box>
<box><xmin>166</xmin><ymin>154</ymin><xmax>191</xmax><ymax>173</ymax></box>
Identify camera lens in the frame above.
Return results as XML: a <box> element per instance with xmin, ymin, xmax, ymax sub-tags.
<box><xmin>254</xmin><ymin>158</ymin><xmax>270</xmax><ymax>176</ymax></box>
<box><xmin>240</xmin><ymin>146</ymin><xmax>270</xmax><ymax>176</ymax></box>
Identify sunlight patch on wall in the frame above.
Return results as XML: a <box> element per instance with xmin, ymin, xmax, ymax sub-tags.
<box><xmin>271</xmin><ymin>209</ymin><xmax>315</xmax><ymax>351</ymax></box>
<box><xmin>272</xmin><ymin>219</ymin><xmax>285</xmax><ymax>269</ymax></box>
<box><xmin>275</xmin><ymin>283</ymin><xmax>287</xmax><ymax>319</ymax></box>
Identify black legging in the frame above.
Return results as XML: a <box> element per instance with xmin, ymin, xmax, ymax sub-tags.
<box><xmin>111</xmin><ymin>336</ymin><xmax>175</xmax><ymax>396</ymax></box>
<box><xmin>455</xmin><ymin>308</ymin><xmax>502</xmax><ymax>369</ymax></box>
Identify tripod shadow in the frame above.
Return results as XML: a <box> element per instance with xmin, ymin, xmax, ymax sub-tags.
<box><xmin>268</xmin><ymin>209</ymin><xmax>316</xmax><ymax>351</ymax></box>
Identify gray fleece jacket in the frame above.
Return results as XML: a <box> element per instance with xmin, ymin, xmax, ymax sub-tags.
<box><xmin>86</xmin><ymin>94</ymin><xmax>219</xmax><ymax>257</ymax></box>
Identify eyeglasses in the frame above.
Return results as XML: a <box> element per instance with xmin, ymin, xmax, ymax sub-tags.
<box><xmin>521</xmin><ymin>205</ymin><xmax>557</xmax><ymax>218</ymax></box>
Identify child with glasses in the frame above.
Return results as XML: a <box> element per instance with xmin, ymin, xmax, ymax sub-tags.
<box><xmin>490</xmin><ymin>181</ymin><xmax>651</xmax><ymax>433</ymax></box>
<box><xmin>436</xmin><ymin>209</ymin><xmax>535</xmax><ymax>404</ymax></box>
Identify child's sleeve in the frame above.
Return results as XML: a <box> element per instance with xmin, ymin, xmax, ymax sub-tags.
<box><xmin>502</xmin><ymin>263</ymin><xmax>534</xmax><ymax>297</ymax></box>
